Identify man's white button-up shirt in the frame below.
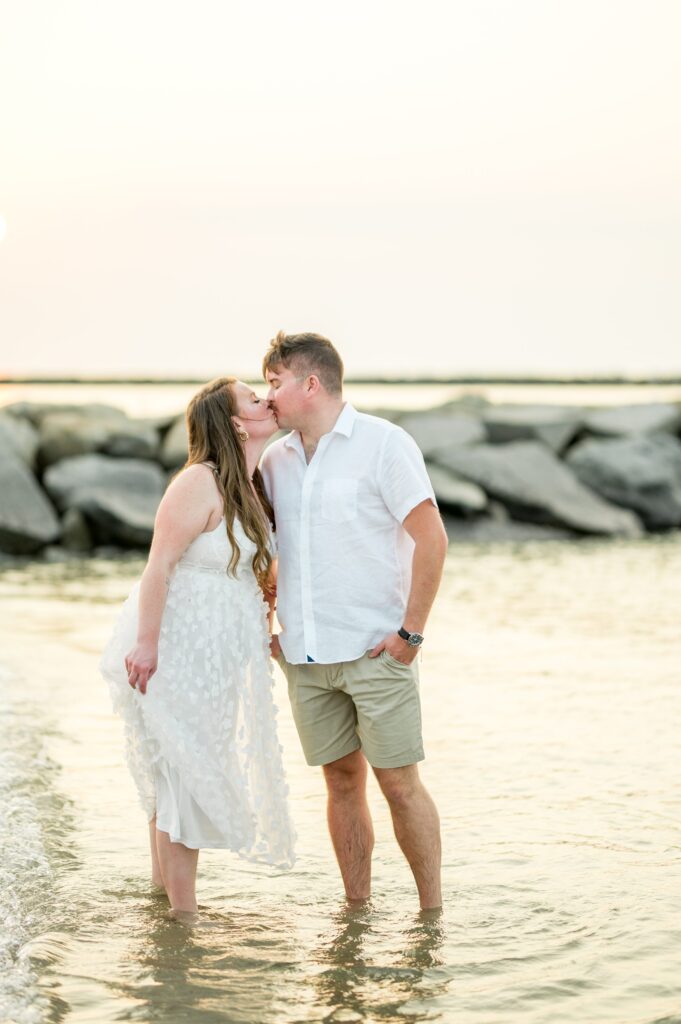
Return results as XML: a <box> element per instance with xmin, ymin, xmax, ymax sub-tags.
<box><xmin>260</xmin><ymin>403</ymin><xmax>437</xmax><ymax>665</ymax></box>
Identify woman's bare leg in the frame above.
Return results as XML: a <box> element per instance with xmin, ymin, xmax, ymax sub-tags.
<box><xmin>148</xmin><ymin>815</ymin><xmax>166</xmax><ymax>890</ymax></box>
<box><xmin>155</xmin><ymin>827</ymin><xmax>199</xmax><ymax>912</ymax></box>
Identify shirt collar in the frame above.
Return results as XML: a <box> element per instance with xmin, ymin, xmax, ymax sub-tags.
<box><xmin>284</xmin><ymin>402</ymin><xmax>358</xmax><ymax>451</ymax></box>
<box><xmin>331</xmin><ymin>402</ymin><xmax>357</xmax><ymax>437</ymax></box>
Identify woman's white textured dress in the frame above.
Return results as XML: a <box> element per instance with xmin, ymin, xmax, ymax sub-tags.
<box><xmin>100</xmin><ymin>517</ymin><xmax>295</xmax><ymax>869</ymax></box>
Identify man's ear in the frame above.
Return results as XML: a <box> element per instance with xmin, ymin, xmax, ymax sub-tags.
<box><xmin>305</xmin><ymin>374</ymin><xmax>321</xmax><ymax>395</ymax></box>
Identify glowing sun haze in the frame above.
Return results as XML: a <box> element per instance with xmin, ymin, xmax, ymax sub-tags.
<box><xmin>0</xmin><ymin>0</ymin><xmax>679</xmax><ymax>378</ymax></box>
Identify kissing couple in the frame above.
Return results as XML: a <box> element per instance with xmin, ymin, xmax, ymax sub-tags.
<box><xmin>100</xmin><ymin>331</ymin><xmax>448</xmax><ymax>916</ymax></box>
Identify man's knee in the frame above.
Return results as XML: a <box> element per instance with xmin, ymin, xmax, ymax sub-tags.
<box><xmin>323</xmin><ymin>750</ymin><xmax>367</xmax><ymax>797</ymax></box>
<box><xmin>374</xmin><ymin>764</ymin><xmax>419</xmax><ymax>807</ymax></box>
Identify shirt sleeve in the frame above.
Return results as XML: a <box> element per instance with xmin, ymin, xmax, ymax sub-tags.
<box><xmin>377</xmin><ymin>427</ymin><xmax>437</xmax><ymax>524</ymax></box>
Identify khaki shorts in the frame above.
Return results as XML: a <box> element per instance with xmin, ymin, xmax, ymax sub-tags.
<box><xmin>277</xmin><ymin>649</ymin><xmax>424</xmax><ymax>769</ymax></box>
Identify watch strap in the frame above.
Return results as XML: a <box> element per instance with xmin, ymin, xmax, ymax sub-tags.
<box><xmin>398</xmin><ymin>626</ymin><xmax>424</xmax><ymax>645</ymax></box>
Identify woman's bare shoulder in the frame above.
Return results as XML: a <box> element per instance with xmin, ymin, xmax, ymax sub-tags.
<box><xmin>174</xmin><ymin>462</ymin><xmax>217</xmax><ymax>482</ymax></box>
<box><xmin>163</xmin><ymin>463</ymin><xmax>221</xmax><ymax>508</ymax></box>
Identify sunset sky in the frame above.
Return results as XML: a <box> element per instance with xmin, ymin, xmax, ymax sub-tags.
<box><xmin>0</xmin><ymin>0</ymin><xmax>679</xmax><ymax>379</ymax></box>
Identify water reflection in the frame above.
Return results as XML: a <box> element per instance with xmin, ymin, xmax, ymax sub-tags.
<box><xmin>311</xmin><ymin>902</ymin><xmax>447</xmax><ymax>1022</ymax></box>
<box><xmin>403</xmin><ymin>909</ymin><xmax>446</xmax><ymax>970</ymax></box>
<box><xmin>120</xmin><ymin>900</ymin><xmax>297</xmax><ymax>1023</ymax></box>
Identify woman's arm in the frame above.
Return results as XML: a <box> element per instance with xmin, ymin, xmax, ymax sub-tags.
<box><xmin>263</xmin><ymin>558</ymin><xmax>282</xmax><ymax>657</ymax></box>
<box><xmin>263</xmin><ymin>557</ymin><xmax>277</xmax><ymax>627</ymax></box>
<box><xmin>125</xmin><ymin>465</ymin><xmax>220</xmax><ymax>694</ymax></box>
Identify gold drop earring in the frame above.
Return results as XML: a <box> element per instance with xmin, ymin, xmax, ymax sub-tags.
<box><xmin>237</xmin><ymin>427</ymin><xmax>250</xmax><ymax>442</ymax></box>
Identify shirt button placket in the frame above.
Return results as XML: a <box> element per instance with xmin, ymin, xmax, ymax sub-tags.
<box><xmin>299</xmin><ymin>440</ymin><xmax>327</xmax><ymax>662</ymax></box>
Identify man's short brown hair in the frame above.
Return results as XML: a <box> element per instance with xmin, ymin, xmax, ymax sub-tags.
<box><xmin>262</xmin><ymin>331</ymin><xmax>344</xmax><ymax>395</ymax></box>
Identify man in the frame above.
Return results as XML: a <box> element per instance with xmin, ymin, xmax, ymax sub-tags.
<box><xmin>261</xmin><ymin>331</ymin><xmax>447</xmax><ymax>910</ymax></box>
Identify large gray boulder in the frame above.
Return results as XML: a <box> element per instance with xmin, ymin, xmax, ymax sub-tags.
<box><xmin>43</xmin><ymin>454</ymin><xmax>166</xmax><ymax>547</ymax></box>
<box><xmin>0</xmin><ymin>452</ymin><xmax>61</xmax><ymax>553</ymax></box>
<box><xmin>426</xmin><ymin>463</ymin><xmax>487</xmax><ymax>515</ymax></box>
<box><xmin>444</xmin><ymin>514</ymin><xmax>574</xmax><ymax>543</ymax></box>
<box><xmin>583</xmin><ymin>403</ymin><xmax>681</xmax><ymax>438</ymax></box>
<box><xmin>60</xmin><ymin>507</ymin><xmax>94</xmax><ymax>552</ymax></box>
<box><xmin>4</xmin><ymin>401</ymin><xmax>127</xmax><ymax>428</ymax></box>
<box><xmin>0</xmin><ymin>413</ymin><xmax>40</xmax><ymax>467</ymax></box>
<box><xmin>38</xmin><ymin>411</ymin><xmax>160</xmax><ymax>466</ymax></box>
<box><xmin>432</xmin><ymin>440</ymin><xmax>642</xmax><ymax>537</ymax></box>
<box><xmin>435</xmin><ymin>395</ymin><xmax>490</xmax><ymax>416</ymax></box>
<box><xmin>357</xmin><ymin>406</ymin><xmax>405</xmax><ymax>424</ymax></box>
<box><xmin>160</xmin><ymin>416</ymin><xmax>189</xmax><ymax>469</ymax></box>
<box><xmin>482</xmin><ymin>404</ymin><xmax>582</xmax><ymax>453</ymax></box>
<box><xmin>78</xmin><ymin>490</ymin><xmax>161</xmax><ymax>547</ymax></box>
<box><xmin>566</xmin><ymin>434</ymin><xmax>681</xmax><ymax>529</ymax></box>
<box><xmin>400</xmin><ymin>412</ymin><xmax>485</xmax><ymax>458</ymax></box>
<box><xmin>99</xmin><ymin>418</ymin><xmax>160</xmax><ymax>459</ymax></box>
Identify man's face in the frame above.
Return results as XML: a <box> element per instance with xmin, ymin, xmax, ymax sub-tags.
<box><xmin>265</xmin><ymin>364</ymin><xmax>307</xmax><ymax>430</ymax></box>
<box><xmin>232</xmin><ymin>380</ymin><xmax>278</xmax><ymax>440</ymax></box>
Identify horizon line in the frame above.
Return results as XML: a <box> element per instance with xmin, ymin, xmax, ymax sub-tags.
<box><xmin>2</xmin><ymin>375</ymin><xmax>681</xmax><ymax>387</ymax></box>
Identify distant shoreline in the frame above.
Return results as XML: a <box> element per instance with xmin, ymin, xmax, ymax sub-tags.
<box><xmin>3</xmin><ymin>376</ymin><xmax>681</xmax><ymax>387</ymax></box>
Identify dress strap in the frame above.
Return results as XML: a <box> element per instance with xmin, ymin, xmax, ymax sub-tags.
<box><xmin>201</xmin><ymin>461</ymin><xmax>220</xmax><ymax>478</ymax></box>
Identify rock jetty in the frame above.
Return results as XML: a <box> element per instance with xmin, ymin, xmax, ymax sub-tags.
<box><xmin>1</xmin><ymin>398</ymin><xmax>680</xmax><ymax>557</ymax></box>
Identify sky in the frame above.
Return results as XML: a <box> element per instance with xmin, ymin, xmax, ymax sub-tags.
<box><xmin>0</xmin><ymin>0</ymin><xmax>680</xmax><ymax>379</ymax></box>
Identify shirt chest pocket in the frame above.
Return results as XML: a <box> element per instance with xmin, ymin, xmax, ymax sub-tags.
<box><xmin>321</xmin><ymin>478</ymin><xmax>359</xmax><ymax>523</ymax></box>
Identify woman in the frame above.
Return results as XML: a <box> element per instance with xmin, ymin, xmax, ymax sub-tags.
<box><xmin>100</xmin><ymin>377</ymin><xmax>295</xmax><ymax>915</ymax></box>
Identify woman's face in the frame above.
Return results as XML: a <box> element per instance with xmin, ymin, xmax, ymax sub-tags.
<box><xmin>232</xmin><ymin>381</ymin><xmax>278</xmax><ymax>441</ymax></box>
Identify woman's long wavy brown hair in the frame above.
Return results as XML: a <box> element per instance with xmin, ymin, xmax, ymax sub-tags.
<box><xmin>183</xmin><ymin>377</ymin><xmax>275</xmax><ymax>588</ymax></box>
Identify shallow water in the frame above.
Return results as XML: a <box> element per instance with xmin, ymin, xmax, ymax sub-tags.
<box><xmin>1</xmin><ymin>538</ymin><xmax>680</xmax><ymax>1024</ymax></box>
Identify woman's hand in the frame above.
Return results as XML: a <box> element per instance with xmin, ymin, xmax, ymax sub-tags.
<box><xmin>125</xmin><ymin>641</ymin><xmax>158</xmax><ymax>695</ymax></box>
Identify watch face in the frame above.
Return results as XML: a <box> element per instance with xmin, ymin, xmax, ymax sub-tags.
<box><xmin>408</xmin><ymin>633</ymin><xmax>424</xmax><ymax>647</ymax></box>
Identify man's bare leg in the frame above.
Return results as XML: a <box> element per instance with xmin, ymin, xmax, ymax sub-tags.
<box><xmin>373</xmin><ymin>764</ymin><xmax>441</xmax><ymax>909</ymax></box>
<box><xmin>323</xmin><ymin>750</ymin><xmax>374</xmax><ymax>901</ymax></box>
<box><xmin>155</xmin><ymin>827</ymin><xmax>199</xmax><ymax>912</ymax></box>
<box><xmin>148</xmin><ymin>815</ymin><xmax>166</xmax><ymax>891</ymax></box>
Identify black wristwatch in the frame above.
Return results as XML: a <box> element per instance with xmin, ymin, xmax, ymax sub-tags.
<box><xmin>398</xmin><ymin>626</ymin><xmax>424</xmax><ymax>647</ymax></box>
